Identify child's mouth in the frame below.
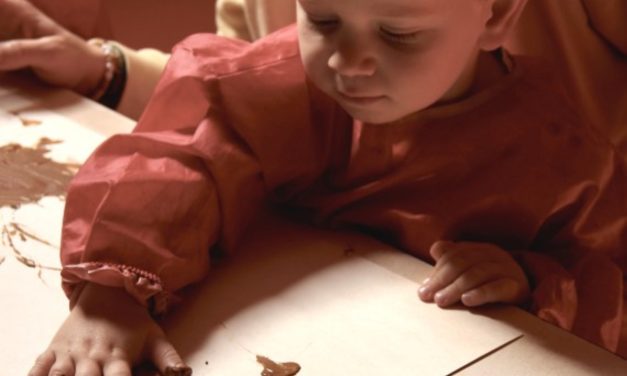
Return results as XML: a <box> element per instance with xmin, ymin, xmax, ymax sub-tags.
<box><xmin>337</xmin><ymin>91</ymin><xmax>386</xmax><ymax>106</ymax></box>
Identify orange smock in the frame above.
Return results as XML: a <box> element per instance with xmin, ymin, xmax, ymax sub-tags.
<box><xmin>60</xmin><ymin>26</ymin><xmax>627</xmax><ymax>355</ymax></box>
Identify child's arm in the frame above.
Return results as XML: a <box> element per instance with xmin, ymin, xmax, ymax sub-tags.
<box><xmin>30</xmin><ymin>29</ymin><xmax>303</xmax><ymax>375</ymax></box>
<box><xmin>418</xmin><ymin>241</ymin><xmax>530</xmax><ymax>307</ymax></box>
<box><xmin>28</xmin><ymin>283</ymin><xmax>190</xmax><ymax>376</ymax></box>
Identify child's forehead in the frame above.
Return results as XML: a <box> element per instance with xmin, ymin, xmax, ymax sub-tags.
<box><xmin>299</xmin><ymin>0</ymin><xmax>476</xmax><ymax>18</ymax></box>
<box><xmin>300</xmin><ymin>0</ymin><xmax>434</xmax><ymax>10</ymax></box>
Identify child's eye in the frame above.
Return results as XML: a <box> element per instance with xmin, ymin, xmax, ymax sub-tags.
<box><xmin>307</xmin><ymin>16</ymin><xmax>340</xmax><ymax>32</ymax></box>
<box><xmin>380</xmin><ymin>28</ymin><xmax>423</xmax><ymax>44</ymax></box>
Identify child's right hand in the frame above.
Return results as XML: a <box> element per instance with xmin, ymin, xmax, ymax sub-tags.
<box><xmin>28</xmin><ymin>283</ymin><xmax>190</xmax><ymax>376</ymax></box>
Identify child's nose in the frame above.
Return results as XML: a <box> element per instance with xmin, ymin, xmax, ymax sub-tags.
<box><xmin>327</xmin><ymin>37</ymin><xmax>377</xmax><ymax>77</ymax></box>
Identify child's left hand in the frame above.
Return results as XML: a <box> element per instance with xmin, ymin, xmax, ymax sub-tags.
<box><xmin>418</xmin><ymin>241</ymin><xmax>530</xmax><ymax>307</ymax></box>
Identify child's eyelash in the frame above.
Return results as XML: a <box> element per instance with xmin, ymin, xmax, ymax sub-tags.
<box><xmin>380</xmin><ymin>28</ymin><xmax>423</xmax><ymax>43</ymax></box>
<box><xmin>307</xmin><ymin>17</ymin><xmax>339</xmax><ymax>29</ymax></box>
<box><xmin>306</xmin><ymin>16</ymin><xmax>423</xmax><ymax>44</ymax></box>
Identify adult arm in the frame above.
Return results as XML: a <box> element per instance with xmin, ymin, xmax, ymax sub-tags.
<box><xmin>216</xmin><ymin>0</ymin><xmax>296</xmax><ymax>41</ymax></box>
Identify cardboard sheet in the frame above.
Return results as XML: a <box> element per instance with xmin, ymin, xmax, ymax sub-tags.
<box><xmin>163</xmin><ymin>216</ymin><xmax>523</xmax><ymax>375</ymax></box>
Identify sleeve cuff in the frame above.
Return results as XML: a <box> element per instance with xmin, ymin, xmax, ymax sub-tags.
<box><xmin>61</xmin><ymin>262</ymin><xmax>171</xmax><ymax>315</ymax></box>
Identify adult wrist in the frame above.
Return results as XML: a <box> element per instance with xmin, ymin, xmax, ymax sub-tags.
<box><xmin>86</xmin><ymin>38</ymin><xmax>128</xmax><ymax>109</ymax></box>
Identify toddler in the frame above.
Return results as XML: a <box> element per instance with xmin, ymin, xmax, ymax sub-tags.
<box><xmin>29</xmin><ymin>0</ymin><xmax>627</xmax><ymax>375</ymax></box>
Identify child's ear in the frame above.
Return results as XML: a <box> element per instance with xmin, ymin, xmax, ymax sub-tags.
<box><xmin>478</xmin><ymin>0</ymin><xmax>528</xmax><ymax>51</ymax></box>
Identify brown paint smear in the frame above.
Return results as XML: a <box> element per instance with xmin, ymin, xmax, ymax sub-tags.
<box><xmin>256</xmin><ymin>355</ymin><xmax>301</xmax><ymax>376</ymax></box>
<box><xmin>0</xmin><ymin>138</ymin><xmax>78</xmax><ymax>208</ymax></box>
<box><xmin>10</xmin><ymin>110</ymin><xmax>42</xmax><ymax>126</ymax></box>
<box><xmin>0</xmin><ymin>137</ymin><xmax>76</xmax><ymax>274</ymax></box>
<box><xmin>1</xmin><ymin>222</ymin><xmax>60</xmax><ymax>273</ymax></box>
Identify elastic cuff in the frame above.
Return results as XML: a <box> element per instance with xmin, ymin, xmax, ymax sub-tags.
<box><xmin>61</xmin><ymin>262</ymin><xmax>170</xmax><ymax>315</ymax></box>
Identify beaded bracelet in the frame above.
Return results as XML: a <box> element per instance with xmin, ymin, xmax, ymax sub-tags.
<box><xmin>87</xmin><ymin>38</ymin><xmax>127</xmax><ymax>109</ymax></box>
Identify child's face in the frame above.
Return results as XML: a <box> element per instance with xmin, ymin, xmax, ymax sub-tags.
<box><xmin>297</xmin><ymin>0</ymin><xmax>492</xmax><ymax>124</ymax></box>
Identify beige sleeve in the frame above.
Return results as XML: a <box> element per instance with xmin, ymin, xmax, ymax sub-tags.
<box><xmin>582</xmin><ymin>0</ymin><xmax>627</xmax><ymax>54</ymax></box>
<box><xmin>109</xmin><ymin>0</ymin><xmax>296</xmax><ymax>120</ymax></box>
<box><xmin>216</xmin><ymin>0</ymin><xmax>296</xmax><ymax>41</ymax></box>
<box><xmin>112</xmin><ymin>43</ymin><xmax>170</xmax><ymax>120</ymax></box>
<box><xmin>215</xmin><ymin>0</ymin><xmax>252</xmax><ymax>41</ymax></box>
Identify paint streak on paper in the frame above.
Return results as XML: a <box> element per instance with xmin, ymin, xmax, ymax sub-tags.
<box><xmin>0</xmin><ymin>138</ymin><xmax>78</xmax><ymax>208</ymax></box>
<box><xmin>256</xmin><ymin>355</ymin><xmax>301</xmax><ymax>376</ymax></box>
<box><xmin>9</xmin><ymin>110</ymin><xmax>42</xmax><ymax>126</ymax></box>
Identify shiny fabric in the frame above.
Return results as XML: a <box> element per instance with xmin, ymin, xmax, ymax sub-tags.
<box><xmin>218</xmin><ymin>0</ymin><xmax>627</xmax><ymax>154</ymax></box>
<box><xmin>505</xmin><ymin>0</ymin><xmax>627</xmax><ymax>154</ymax></box>
<box><xmin>60</xmin><ymin>26</ymin><xmax>627</xmax><ymax>354</ymax></box>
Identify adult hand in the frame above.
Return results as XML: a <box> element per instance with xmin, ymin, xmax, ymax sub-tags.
<box><xmin>28</xmin><ymin>283</ymin><xmax>191</xmax><ymax>376</ymax></box>
<box><xmin>0</xmin><ymin>0</ymin><xmax>105</xmax><ymax>95</ymax></box>
<box><xmin>418</xmin><ymin>240</ymin><xmax>530</xmax><ymax>307</ymax></box>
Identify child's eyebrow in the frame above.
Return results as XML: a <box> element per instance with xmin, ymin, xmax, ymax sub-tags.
<box><xmin>299</xmin><ymin>0</ymin><xmax>434</xmax><ymax>19</ymax></box>
<box><xmin>373</xmin><ymin>3</ymin><xmax>434</xmax><ymax>19</ymax></box>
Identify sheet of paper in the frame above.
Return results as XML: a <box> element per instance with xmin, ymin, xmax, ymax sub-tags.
<box><xmin>164</xmin><ymin>217</ymin><xmax>523</xmax><ymax>375</ymax></box>
<box><xmin>0</xmin><ymin>106</ymin><xmax>106</xmax><ymax>272</ymax></box>
<box><xmin>0</xmin><ymin>105</ymin><xmax>108</xmax><ymax>374</ymax></box>
<box><xmin>0</xmin><ymin>107</ymin><xmax>105</xmax><ymax>162</ymax></box>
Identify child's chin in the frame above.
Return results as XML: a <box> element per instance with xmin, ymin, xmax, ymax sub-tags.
<box><xmin>348</xmin><ymin>109</ymin><xmax>404</xmax><ymax>125</ymax></box>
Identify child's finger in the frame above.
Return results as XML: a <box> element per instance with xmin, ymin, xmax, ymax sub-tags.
<box><xmin>146</xmin><ymin>333</ymin><xmax>191</xmax><ymax>376</ymax></box>
<box><xmin>432</xmin><ymin>263</ymin><xmax>501</xmax><ymax>307</ymax></box>
<box><xmin>428</xmin><ymin>240</ymin><xmax>456</xmax><ymax>261</ymax></box>
<box><xmin>103</xmin><ymin>357</ymin><xmax>132</xmax><ymax>376</ymax></box>
<box><xmin>27</xmin><ymin>351</ymin><xmax>55</xmax><ymax>376</ymax></box>
<box><xmin>74</xmin><ymin>357</ymin><xmax>102</xmax><ymax>375</ymax></box>
<box><xmin>419</xmin><ymin>263</ymin><xmax>467</xmax><ymax>301</ymax></box>
<box><xmin>420</xmin><ymin>246</ymin><xmax>482</xmax><ymax>301</ymax></box>
<box><xmin>460</xmin><ymin>278</ymin><xmax>522</xmax><ymax>306</ymax></box>
<box><xmin>47</xmin><ymin>353</ymin><xmax>76</xmax><ymax>376</ymax></box>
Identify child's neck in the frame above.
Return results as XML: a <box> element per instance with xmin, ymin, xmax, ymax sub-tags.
<box><xmin>435</xmin><ymin>50</ymin><xmax>508</xmax><ymax>108</ymax></box>
<box><xmin>469</xmin><ymin>49</ymin><xmax>510</xmax><ymax>94</ymax></box>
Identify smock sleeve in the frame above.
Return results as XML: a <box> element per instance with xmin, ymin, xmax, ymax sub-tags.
<box><xmin>516</xmin><ymin>149</ymin><xmax>627</xmax><ymax>353</ymax></box>
<box><xmin>59</xmin><ymin>32</ymin><xmax>289</xmax><ymax>314</ymax></box>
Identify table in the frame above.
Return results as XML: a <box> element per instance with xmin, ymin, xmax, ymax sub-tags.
<box><xmin>1</xmin><ymin>74</ymin><xmax>625</xmax><ymax>375</ymax></box>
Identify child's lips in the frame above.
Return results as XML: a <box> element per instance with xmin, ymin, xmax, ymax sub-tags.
<box><xmin>337</xmin><ymin>90</ymin><xmax>386</xmax><ymax>105</ymax></box>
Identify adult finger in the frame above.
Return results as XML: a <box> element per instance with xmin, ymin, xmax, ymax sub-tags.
<box><xmin>27</xmin><ymin>351</ymin><xmax>55</xmax><ymax>376</ymax></box>
<box><xmin>145</xmin><ymin>333</ymin><xmax>191</xmax><ymax>376</ymax></box>
<box><xmin>0</xmin><ymin>37</ymin><xmax>53</xmax><ymax>70</ymax></box>
<box><xmin>461</xmin><ymin>278</ymin><xmax>522</xmax><ymax>307</ymax></box>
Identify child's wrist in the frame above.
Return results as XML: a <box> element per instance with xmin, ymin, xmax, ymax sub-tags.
<box><xmin>74</xmin><ymin>282</ymin><xmax>148</xmax><ymax>315</ymax></box>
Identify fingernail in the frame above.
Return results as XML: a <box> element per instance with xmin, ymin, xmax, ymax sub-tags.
<box><xmin>418</xmin><ymin>285</ymin><xmax>433</xmax><ymax>300</ymax></box>
<box><xmin>165</xmin><ymin>365</ymin><xmax>193</xmax><ymax>376</ymax></box>
<box><xmin>421</xmin><ymin>278</ymin><xmax>430</xmax><ymax>286</ymax></box>
<box><xmin>434</xmin><ymin>292</ymin><xmax>447</xmax><ymax>306</ymax></box>
<box><xmin>462</xmin><ymin>292</ymin><xmax>477</xmax><ymax>306</ymax></box>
